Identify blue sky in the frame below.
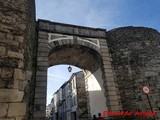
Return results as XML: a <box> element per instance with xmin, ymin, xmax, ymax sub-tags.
<box><xmin>35</xmin><ymin>0</ymin><xmax>160</xmax><ymax>104</ymax></box>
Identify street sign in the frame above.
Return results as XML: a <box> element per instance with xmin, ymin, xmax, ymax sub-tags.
<box><xmin>142</xmin><ymin>86</ymin><xmax>150</xmax><ymax>94</ymax></box>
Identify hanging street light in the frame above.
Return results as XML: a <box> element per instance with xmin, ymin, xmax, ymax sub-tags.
<box><xmin>68</xmin><ymin>66</ymin><xmax>72</xmax><ymax>72</ymax></box>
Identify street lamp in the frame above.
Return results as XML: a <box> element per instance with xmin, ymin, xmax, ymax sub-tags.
<box><xmin>68</xmin><ymin>66</ymin><xmax>72</xmax><ymax>72</ymax></box>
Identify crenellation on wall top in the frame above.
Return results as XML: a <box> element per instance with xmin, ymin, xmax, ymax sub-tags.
<box><xmin>38</xmin><ymin>19</ymin><xmax>107</xmax><ymax>38</ymax></box>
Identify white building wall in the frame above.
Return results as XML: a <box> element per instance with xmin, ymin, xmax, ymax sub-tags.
<box><xmin>86</xmin><ymin>68</ymin><xmax>108</xmax><ymax>117</ymax></box>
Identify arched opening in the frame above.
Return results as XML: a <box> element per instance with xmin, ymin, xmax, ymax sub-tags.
<box><xmin>34</xmin><ymin>21</ymin><xmax>121</xmax><ymax>119</ymax></box>
<box><xmin>46</xmin><ymin>45</ymin><xmax>108</xmax><ymax>119</ymax></box>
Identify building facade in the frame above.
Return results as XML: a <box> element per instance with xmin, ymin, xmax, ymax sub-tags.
<box><xmin>50</xmin><ymin>71</ymin><xmax>89</xmax><ymax>120</ymax></box>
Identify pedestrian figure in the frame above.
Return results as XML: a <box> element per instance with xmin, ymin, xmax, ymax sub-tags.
<box><xmin>98</xmin><ymin>113</ymin><xmax>104</xmax><ymax>120</ymax></box>
<box><xmin>93</xmin><ymin>114</ymin><xmax>97</xmax><ymax>120</ymax></box>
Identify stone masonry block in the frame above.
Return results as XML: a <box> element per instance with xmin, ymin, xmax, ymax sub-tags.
<box><xmin>37</xmin><ymin>52</ymin><xmax>48</xmax><ymax>57</ymax></box>
<box><xmin>38</xmin><ymin>47</ymin><xmax>49</xmax><ymax>52</ymax></box>
<box><xmin>37</xmin><ymin>57</ymin><xmax>48</xmax><ymax>62</ymax></box>
<box><xmin>0</xmin><ymin>118</ymin><xmax>15</xmax><ymax>120</ymax></box>
<box><xmin>0</xmin><ymin>46</ymin><xmax>6</xmax><ymax>56</ymax></box>
<box><xmin>14</xmin><ymin>36</ymin><xmax>24</xmax><ymax>43</ymax></box>
<box><xmin>0</xmin><ymin>103</ymin><xmax>8</xmax><ymax>117</ymax></box>
<box><xmin>35</xmin><ymin>86</ymin><xmax>47</xmax><ymax>92</ymax></box>
<box><xmin>103</xmin><ymin>60</ymin><xmax>111</xmax><ymax>65</ymax></box>
<box><xmin>102</xmin><ymin>56</ymin><xmax>111</xmax><ymax>61</ymax></box>
<box><xmin>36</xmin><ymin>76</ymin><xmax>47</xmax><ymax>81</ymax></box>
<box><xmin>107</xmin><ymin>100</ymin><xmax>119</xmax><ymax>106</ymax></box>
<box><xmin>101</xmin><ymin>48</ymin><xmax>109</xmax><ymax>53</ymax></box>
<box><xmin>101</xmin><ymin>52</ymin><xmax>110</xmax><ymax>57</ymax></box>
<box><xmin>25</xmin><ymin>70</ymin><xmax>32</xmax><ymax>81</ymax></box>
<box><xmin>106</xmin><ymin>86</ymin><xmax>117</xmax><ymax>91</ymax></box>
<box><xmin>107</xmin><ymin>91</ymin><xmax>118</xmax><ymax>96</ymax></box>
<box><xmin>6</xmin><ymin>33</ymin><xmax>13</xmax><ymax>40</ymax></box>
<box><xmin>34</xmin><ymin>99</ymin><xmax>46</xmax><ymax>104</ymax></box>
<box><xmin>36</xmin><ymin>81</ymin><xmax>47</xmax><ymax>87</ymax></box>
<box><xmin>35</xmin><ymin>92</ymin><xmax>46</xmax><ymax>98</ymax></box>
<box><xmin>18</xmin><ymin>60</ymin><xmax>24</xmax><ymax>69</ymax></box>
<box><xmin>39</xmin><ymin>31</ymin><xmax>48</xmax><ymax>35</ymax></box>
<box><xmin>110</xmin><ymin>105</ymin><xmax>122</xmax><ymax>111</ymax></box>
<box><xmin>106</xmin><ymin>77</ymin><xmax>115</xmax><ymax>82</ymax></box>
<box><xmin>100</xmin><ymin>45</ymin><xmax>109</xmax><ymax>49</ymax></box>
<box><xmin>38</xmin><ymin>43</ymin><xmax>48</xmax><ymax>48</ymax></box>
<box><xmin>1</xmin><ymin>68</ymin><xmax>13</xmax><ymax>79</ymax></box>
<box><xmin>36</xmin><ymin>71</ymin><xmax>47</xmax><ymax>77</ymax></box>
<box><xmin>0</xmin><ymin>89</ymin><xmax>24</xmax><ymax>102</ymax></box>
<box><xmin>33</xmin><ymin>111</ymin><xmax>46</xmax><ymax>118</ymax></box>
<box><xmin>38</xmin><ymin>34</ymin><xmax>48</xmax><ymax>39</ymax></box>
<box><xmin>18</xmin><ymin>80</ymin><xmax>27</xmax><ymax>91</ymax></box>
<box><xmin>107</xmin><ymin>95</ymin><xmax>119</xmax><ymax>101</ymax></box>
<box><xmin>105</xmin><ymin>73</ymin><xmax>114</xmax><ymax>77</ymax></box>
<box><xmin>0</xmin><ymin>32</ymin><xmax>6</xmax><ymax>39</ymax></box>
<box><xmin>37</xmin><ymin>61</ymin><xmax>48</xmax><ymax>66</ymax></box>
<box><xmin>37</xmin><ymin>66</ymin><xmax>48</xmax><ymax>71</ymax></box>
<box><xmin>1</xmin><ymin>39</ymin><xmax>19</xmax><ymax>46</ymax></box>
<box><xmin>103</xmin><ymin>64</ymin><xmax>112</xmax><ymax>68</ymax></box>
<box><xmin>8</xmin><ymin>103</ymin><xmax>26</xmax><ymax>117</ymax></box>
<box><xmin>14</xmin><ymin>68</ymin><xmax>24</xmax><ymax>80</ymax></box>
<box><xmin>16</xmin><ymin>116</ymin><xmax>25</xmax><ymax>120</ymax></box>
<box><xmin>8</xmin><ymin>51</ymin><xmax>23</xmax><ymax>59</ymax></box>
<box><xmin>105</xmin><ymin>81</ymin><xmax>116</xmax><ymax>86</ymax></box>
<box><xmin>104</xmin><ymin>68</ymin><xmax>113</xmax><ymax>73</ymax></box>
<box><xmin>38</xmin><ymin>39</ymin><xmax>48</xmax><ymax>44</ymax></box>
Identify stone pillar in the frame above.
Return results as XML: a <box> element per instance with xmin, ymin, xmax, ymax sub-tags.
<box><xmin>107</xmin><ymin>27</ymin><xmax>160</xmax><ymax>120</ymax></box>
<box><xmin>99</xmin><ymin>38</ymin><xmax>123</xmax><ymax>112</ymax></box>
<box><xmin>0</xmin><ymin>0</ymin><xmax>36</xmax><ymax>119</ymax></box>
<box><xmin>33</xmin><ymin>31</ymin><xmax>49</xmax><ymax>119</ymax></box>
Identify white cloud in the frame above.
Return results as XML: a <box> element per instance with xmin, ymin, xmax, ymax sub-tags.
<box><xmin>36</xmin><ymin>0</ymin><xmax>121</xmax><ymax>29</ymax></box>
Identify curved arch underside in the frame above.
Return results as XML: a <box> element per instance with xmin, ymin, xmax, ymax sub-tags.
<box><xmin>48</xmin><ymin>45</ymin><xmax>102</xmax><ymax>72</ymax></box>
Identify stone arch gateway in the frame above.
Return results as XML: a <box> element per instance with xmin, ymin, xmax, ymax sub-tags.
<box><xmin>0</xmin><ymin>1</ymin><xmax>160</xmax><ymax>119</ymax></box>
<box><xmin>34</xmin><ymin>20</ymin><xmax>122</xmax><ymax>119</ymax></box>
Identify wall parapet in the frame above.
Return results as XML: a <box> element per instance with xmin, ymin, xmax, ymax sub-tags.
<box><xmin>38</xmin><ymin>19</ymin><xmax>107</xmax><ymax>38</ymax></box>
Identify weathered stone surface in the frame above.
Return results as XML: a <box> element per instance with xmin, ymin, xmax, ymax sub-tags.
<box><xmin>34</xmin><ymin>99</ymin><xmax>46</xmax><ymax>104</ymax></box>
<box><xmin>33</xmin><ymin>111</ymin><xmax>46</xmax><ymax>117</ymax></box>
<box><xmin>1</xmin><ymin>68</ymin><xmax>13</xmax><ymax>79</ymax></box>
<box><xmin>14</xmin><ymin>69</ymin><xmax>24</xmax><ymax>80</ymax></box>
<box><xmin>0</xmin><ymin>103</ymin><xmax>8</xmax><ymax>117</ymax></box>
<box><xmin>38</xmin><ymin>20</ymin><xmax>106</xmax><ymax>38</ymax></box>
<box><xmin>18</xmin><ymin>80</ymin><xmax>27</xmax><ymax>91</ymax></box>
<box><xmin>16</xmin><ymin>116</ymin><xmax>25</xmax><ymax>120</ymax></box>
<box><xmin>8</xmin><ymin>103</ymin><xmax>26</xmax><ymax>117</ymax></box>
<box><xmin>35</xmin><ymin>86</ymin><xmax>47</xmax><ymax>92</ymax></box>
<box><xmin>35</xmin><ymin>92</ymin><xmax>46</xmax><ymax>98</ymax></box>
<box><xmin>6</xmin><ymin>33</ymin><xmax>13</xmax><ymax>40</ymax></box>
<box><xmin>8</xmin><ymin>51</ymin><xmax>23</xmax><ymax>60</ymax></box>
<box><xmin>18</xmin><ymin>60</ymin><xmax>24</xmax><ymax>69</ymax></box>
<box><xmin>36</xmin><ymin>71</ymin><xmax>47</xmax><ymax>77</ymax></box>
<box><xmin>107</xmin><ymin>27</ymin><xmax>160</xmax><ymax>117</ymax></box>
<box><xmin>25</xmin><ymin>70</ymin><xmax>32</xmax><ymax>81</ymax></box>
<box><xmin>0</xmin><ymin>46</ymin><xmax>6</xmax><ymax>56</ymax></box>
<box><xmin>0</xmin><ymin>118</ymin><xmax>15</xmax><ymax>120</ymax></box>
<box><xmin>0</xmin><ymin>39</ymin><xmax>19</xmax><ymax>46</ymax></box>
<box><xmin>0</xmin><ymin>58</ymin><xmax>18</xmax><ymax>68</ymax></box>
<box><xmin>36</xmin><ymin>82</ymin><xmax>47</xmax><ymax>87</ymax></box>
<box><xmin>14</xmin><ymin>36</ymin><xmax>24</xmax><ymax>43</ymax></box>
<box><xmin>0</xmin><ymin>32</ymin><xmax>6</xmax><ymax>39</ymax></box>
<box><xmin>0</xmin><ymin>89</ymin><xmax>24</xmax><ymax>102</ymax></box>
<box><xmin>0</xmin><ymin>0</ymin><xmax>36</xmax><ymax>119</ymax></box>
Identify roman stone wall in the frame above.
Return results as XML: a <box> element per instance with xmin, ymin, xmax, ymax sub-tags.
<box><xmin>107</xmin><ymin>27</ymin><xmax>160</xmax><ymax>120</ymax></box>
<box><xmin>0</xmin><ymin>0</ymin><xmax>36</xmax><ymax>119</ymax></box>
